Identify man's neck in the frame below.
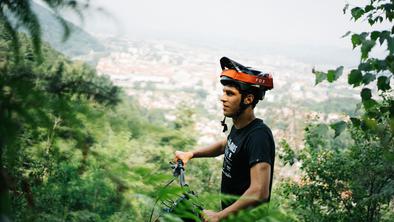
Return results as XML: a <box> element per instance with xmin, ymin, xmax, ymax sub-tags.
<box><xmin>232</xmin><ymin>109</ymin><xmax>256</xmax><ymax>129</ymax></box>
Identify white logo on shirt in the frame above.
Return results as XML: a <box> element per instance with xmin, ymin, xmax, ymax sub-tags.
<box><xmin>227</xmin><ymin>139</ymin><xmax>237</xmax><ymax>153</ymax></box>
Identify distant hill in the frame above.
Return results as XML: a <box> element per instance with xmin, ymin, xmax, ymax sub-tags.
<box><xmin>31</xmin><ymin>2</ymin><xmax>106</xmax><ymax>60</ymax></box>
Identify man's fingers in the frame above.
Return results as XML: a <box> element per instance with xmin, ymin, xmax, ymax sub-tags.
<box><xmin>202</xmin><ymin>210</ymin><xmax>210</xmax><ymax>222</ymax></box>
<box><xmin>201</xmin><ymin>211</ymin><xmax>208</xmax><ymax>222</ymax></box>
<box><xmin>173</xmin><ymin>152</ymin><xmax>184</xmax><ymax>166</ymax></box>
<box><xmin>174</xmin><ymin>151</ymin><xmax>192</xmax><ymax>167</ymax></box>
<box><xmin>174</xmin><ymin>151</ymin><xmax>181</xmax><ymax>162</ymax></box>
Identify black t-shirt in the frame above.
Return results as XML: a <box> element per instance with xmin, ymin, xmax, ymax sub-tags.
<box><xmin>221</xmin><ymin>118</ymin><xmax>275</xmax><ymax>209</ymax></box>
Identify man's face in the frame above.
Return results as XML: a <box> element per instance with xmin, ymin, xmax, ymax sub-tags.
<box><xmin>221</xmin><ymin>85</ymin><xmax>242</xmax><ymax>117</ymax></box>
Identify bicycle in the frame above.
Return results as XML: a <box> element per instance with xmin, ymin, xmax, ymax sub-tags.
<box><xmin>149</xmin><ymin>160</ymin><xmax>204</xmax><ymax>222</ymax></box>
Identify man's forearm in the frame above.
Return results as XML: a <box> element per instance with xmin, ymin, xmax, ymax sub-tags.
<box><xmin>192</xmin><ymin>139</ymin><xmax>226</xmax><ymax>158</ymax></box>
<box><xmin>219</xmin><ymin>163</ymin><xmax>271</xmax><ymax>219</ymax></box>
<box><xmin>219</xmin><ymin>187</ymin><xmax>267</xmax><ymax>219</ymax></box>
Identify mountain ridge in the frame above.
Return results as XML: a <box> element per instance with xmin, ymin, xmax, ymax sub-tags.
<box><xmin>31</xmin><ymin>2</ymin><xmax>106</xmax><ymax>61</ymax></box>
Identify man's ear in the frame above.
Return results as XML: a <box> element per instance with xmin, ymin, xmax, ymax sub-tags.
<box><xmin>243</xmin><ymin>94</ymin><xmax>254</xmax><ymax>105</ymax></box>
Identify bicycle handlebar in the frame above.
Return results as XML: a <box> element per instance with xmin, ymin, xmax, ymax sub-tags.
<box><xmin>150</xmin><ymin>159</ymin><xmax>203</xmax><ymax>222</ymax></box>
<box><xmin>172</xmin><ymin>160</ymin><xmax>187</xmax><ymax>187</ymax></box>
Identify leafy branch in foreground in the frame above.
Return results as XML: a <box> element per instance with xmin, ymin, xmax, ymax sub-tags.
<box><xmin>281</xmin><ymin>1</ymin><xmax>394</xmax><ymax>221</ymax></box>
<box><xmin>313</xmin><ymin>0</ymin><xmax>393</xmax><ymax>140</ymax></box>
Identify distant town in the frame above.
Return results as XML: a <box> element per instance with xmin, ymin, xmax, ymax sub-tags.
<box><xmin>95</xmin><ymin>36</ymin><xmax>360</xmax><ymax>148</ymax></box>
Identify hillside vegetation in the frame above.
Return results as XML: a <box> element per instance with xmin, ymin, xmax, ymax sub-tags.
<box><xmin>0</xmin><ymin>0</ymin><xmax>393</xmax><ymax>222</ymax></box>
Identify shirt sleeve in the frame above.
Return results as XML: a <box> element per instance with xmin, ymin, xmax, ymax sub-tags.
<box><xmin>244</xmin><ymin>128</ymin><xmax>273</xmax><ymax>167</ymax></box>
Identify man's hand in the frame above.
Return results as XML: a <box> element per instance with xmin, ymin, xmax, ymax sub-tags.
<box><xmin>174</xmin><ymin>151</ymin><xmax>193</xmax><ymax>166</ymax></box>
<box><xmin>202</xmin><ymin>209</ymin><xmax>222</xmax><ymax>222</ymax></box>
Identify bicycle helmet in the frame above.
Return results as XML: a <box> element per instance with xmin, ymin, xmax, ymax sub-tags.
<box><xmin>220</xmin><ymin>57</ymin><xmax>273</xmax><ymax>98</ymax></box>
<box><xmin>219</xmin><ymin>57</ymin><xmax>274</xmax><ymax>132</ymax></box>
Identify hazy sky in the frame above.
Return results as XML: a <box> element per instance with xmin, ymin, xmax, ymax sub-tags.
<box><xmin>66</xmin><ymin>0</ymin><xmax>388</xmax><ymax>65</ymax></box>
<box><xmin>80</xmin><ymin>1</ymin><xmax>366</xmax><ymax>44</ymax></box>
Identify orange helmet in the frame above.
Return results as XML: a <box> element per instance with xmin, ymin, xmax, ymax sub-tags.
<box><xmin>219</xmin><ymin>57</ymin><xmax>273</xmax><ymax>100</ymax></box>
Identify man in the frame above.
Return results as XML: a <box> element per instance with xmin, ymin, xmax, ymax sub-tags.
<box><xmin>175</xmin><ymin>57</ymin><xmax>275</xmax><ymax>222</ymax></box>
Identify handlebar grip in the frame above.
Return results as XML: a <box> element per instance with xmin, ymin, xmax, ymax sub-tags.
<box><xmin>176</xmin><ymin>160</ymin><xmax>186</xmax><ymax>187</ymax></box>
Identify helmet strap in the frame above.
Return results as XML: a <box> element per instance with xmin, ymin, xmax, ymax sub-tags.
<box><xmin>220</xmin><ymin>94</ymin><xmax>250</xmax><ymax>133</ymax></box>
<box><xmin>221</xmin><ymin>116</ymin><xmax>228</xmax><ymax>132</ymax></box>
<box><xmin>235</xmin><ymin>94</ymin><xmax>249</xmax><ymax>117</ymax></box>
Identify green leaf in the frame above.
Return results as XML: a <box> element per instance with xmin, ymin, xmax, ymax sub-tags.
<box><xmin>368</xmin><ymin>18</ymin><xmax>375</xmax><ymax>26</ymax></box>
<box><xmin>361</xmin><ymin>40</ymin><xmax>375</xmax><ymax>60</ymax></box>
<box><xmin>335</xmin><ymin>66</ymin><xmax>344</xmax><ymax>79</ymax></box>
<box><xmin>330</xmin><ymin>121</ymin><xmax>347</xmax><ymax>138</ymax></box>
<box><xmin>348</xmin><ymin>69</ymin><xmax>363</xmax><ymax>86</ymax></box>
<box><xmin>377</xmin><ymin>76</ymin><xmax>391</xmax><ymax>91</ymax></box>
<box><xmin>364</xmin><ymin>5</ymin><xmax>375</xmax><ymax>13</ymax></box>
<box><xmin>327</xmin><ymin>70</ymin><xmax>335</xmax><ymax>83</ymax></box>
<box><xmin>350</xmin><ymin>117</ymin><xmax>361</xmax><ymax>127</ymax></box>
<box><xmin>351</xmin><ymin>34</ymin><xmax>362</xmax><ymax>49</ymax></box>
<box><xmin>374</xmin><ymin>59</ymin><xmax>388</xmax><ymax>72</ymax></box>
<box><xmin>362</xmin><ymin>73</ymin><xmax>376</xmax><ymax>85</ymax></box>
<box><xmin>363</xmin><ymin>98</ymin><xmax>378</xmax><ymax>110</ymax></box>
<box><xmin>361</xmin><ymin>88</ymin><xmax>372</xmax><ymax>100</ymax></box>
<box><xmin>371</xmin><ymin>31</ymin><xmax>381</xmax><ymax>41</ymax></box>
<box><xmin>386</xmin><ymin>55</ymin><xmax>394</xmax><ymax>73</ymax></box>
<box><xmin>327</xmin><ymin>66</ymin><xmax>344</xmax><ymax>83</ymax></box>
<box><xmin>387</xmin><ymin>36</ymin><xmax>394</xmax><ymax>54</ymax></box>
<box><xmin>314</xmin><ymin>71</ymin><xmax>327</xmax><ymax>85</ymax></box>
<box><xmin>351</xmin><ymin>7</ymin><xmax>365</xmax><ymax>21</ymax></box>
<box><xmin>358</xmin><ymin>62</ymin><xmax>373</xmax><ymax>71</ymax></box>
<box><xmin>379</xmin><ymin>31</ymin><xmax>390</xmax><ymax>45</ymax></box>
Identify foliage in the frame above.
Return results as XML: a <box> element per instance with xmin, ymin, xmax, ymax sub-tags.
<box><xmin>0</xmin><ymin>21</ymin><xmax>125</xmax><ymax>220</ymax></box>
<box><xmin>0</xmin><ymin>24</ymin><xmax>218</xmax><ymax>221</ymax></box>
<box><xmin>282</xmin><ymin>1</ymin><xmax>394</xmax><ymax>221</ymax></box>
<box><xmin>0</xmin><ymin>0</ymin><xmax>92</xmax><ymax>63</ymax></box>
<box><xmin>4</xmin><ymin>1</ymin><xmax>392</xmax><ymax>221</ymax></box>
<box><xmin>279</xmin><ymin>122</ymin><xmax>393</xmax><ymax>221</ymax></box>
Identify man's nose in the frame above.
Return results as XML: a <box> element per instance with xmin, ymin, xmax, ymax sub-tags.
<box><xmin>220</xmin><ymin>94</ymin><xmax>226</xmax><ymax>103</ymax></box>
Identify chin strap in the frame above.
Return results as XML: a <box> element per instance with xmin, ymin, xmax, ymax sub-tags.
<box><xmin>221</xmin><ymin>99</ymin><xmax>249</xmax><ymax>133</ymax></box>
<box><xmin>221</xmin><ymin>116</ymin><xmax>228</xmax><ymax>132</ymax></box>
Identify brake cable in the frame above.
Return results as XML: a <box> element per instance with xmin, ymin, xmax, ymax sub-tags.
<box><xmin>149</xmin><ymin>160</ymin><xmax>185</xmax><ymax>222</ymax></box>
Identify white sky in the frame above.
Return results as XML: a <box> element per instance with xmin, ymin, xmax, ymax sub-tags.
<box><xmin>80</xmin><ymin>0</ymin><xmax>365</xmax><ymax>44</ymax></box>
<box><xmin>64</xmin><ymin>0</ymin><xmax>390</xmax><ymax>65</ymax></box>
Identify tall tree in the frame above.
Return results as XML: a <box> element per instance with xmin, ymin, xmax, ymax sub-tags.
<box><xmin>280</xmin><ymin>0</ymin><xmax>394</xmax><ymax>221</ymax></box>
<box><xmin>0</xmin><ymin>0</ymin><xmax>91</xmax><ymax>63</ymax></box>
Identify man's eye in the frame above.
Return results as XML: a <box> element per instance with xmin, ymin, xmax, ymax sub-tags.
<box><xmin>226</xmin><ymin>92</ymin><xmax>234</xmax><ymax>96</ymax></box>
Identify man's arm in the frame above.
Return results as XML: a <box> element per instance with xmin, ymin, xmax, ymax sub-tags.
<box><xmin>213</xmin><ymin>162</ymin><xmax>271</xmax><ymax>220</ymax></box>
<box><xmin>175</xmin><ymin>139</ymin><xmax>226</xmax><ymax>164</ymax></box>
<box><xmin>192</xmin><ymin>139</ymin><xmax>227</xmax><ymax>158</ymax></box>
